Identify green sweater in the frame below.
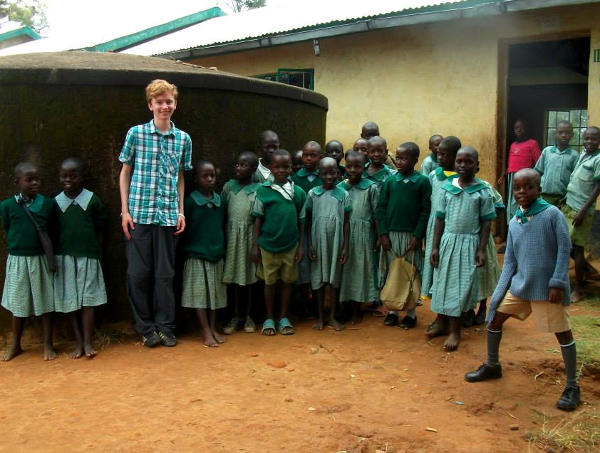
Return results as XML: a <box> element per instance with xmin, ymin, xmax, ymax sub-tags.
<box><xmin>291</xmin><ymin>167</ymin><xmax>323</xmax><ymax>194</ymax></box>
<box><xmin>0</xmin><ymin>194</ymin><xmax>57</xmax><ymax>256</ymax></box>
<box><xmin>252</xmin><ymin>181</ymin><xmax>307</xmax><ymax>253</ymax></box>
<box><xmin>182</xmin><ymin>191</ymin><xmax>226</xmax><ymax>262</ymax></box>
<box><xmin>56</xmin><ymin>191</ymin><xmax>106</xmax><ymax>258</ymax></box>
<box><xmin>376</xmin><ymin>171</ymin><xmax>431</xmax><ymax>238</ymax></box>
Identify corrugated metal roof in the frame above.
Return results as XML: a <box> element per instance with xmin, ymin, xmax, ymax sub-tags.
<box><xmin>125</xmin><ymin>0</ymin><xmax>470</xmax><ymax>56</ymax></box>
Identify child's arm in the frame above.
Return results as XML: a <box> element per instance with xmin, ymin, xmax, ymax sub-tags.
<box><xmin>251</xmin><ymin>217</ymin><xmax>262</xmax><ymax>264</ymax></box>
<box><xmin>306</xmin><ymin>212</ymin><xmax>316</xmax><ymax>261</ymax></box>
<box><xmin>340</xmin><ymin>210</ymin><xmax>350</xmax><ymax>264</ymax></box>
<box><xmin>296</xmin><ymin>221</ymin><xmax>304</xmax><ymax>263</ymax></box>
<box><xmin>549</xmin><ymin>210</ymin><xmax>571</xmax><ymax>303</ymax></box>
<box><xmin>409</xmin><ymin>178</ymin><xmax>432</xmax><ymax>252</ymax></box>
<box><xmin>476</xmin><ymin>219</ymin><xmax>491</xmax><ymax>267</ymax></box>
<box><xmin>119</xmin><ymin>164</ymin><xmax>134</xmax><ymax>240</ymax></box>
<box><xmin>573</xmin><ymin>180</ymin><xmax>600</xmax><ymax>226</ymax></box>
<box><xmin>430</xmin><ymin>217</ymin><xmax>444</xmax><ymax>267</ymax></box>
<box><xmin>375</xmin><ymin>180</ymin><xmax>391</xmax><ymax>251</ymax></box>
<box><xmin>174</xmin><ymin>170</ymin><xmax>186</xmax><ymax>236</ymax></box>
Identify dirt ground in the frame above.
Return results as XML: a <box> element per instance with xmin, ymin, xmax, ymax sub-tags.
<box><xmin>1</xmin><ymin>296</ymin><xmax>598</xmax><ymax>453</ymax></box>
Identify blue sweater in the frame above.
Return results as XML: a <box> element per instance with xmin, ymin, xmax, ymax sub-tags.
<box><xmin>487</xmin><ymin>205</ymin><xmax>571</xmax><ymax>322</ymax></box>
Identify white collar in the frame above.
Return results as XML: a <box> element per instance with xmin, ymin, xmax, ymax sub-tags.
<box><xmin>270</xmin><ymin>181</ymin><xmax>294</xmax><ymax>201</ymax></box>
<box><xmin>55</xmin><ymin>188</ymin><xmax>93</xmax><ymax>213</ymax></box>
<box><xmin>258</xmin><ymin>159</ymin><xmax>271</xmax><ymax>178</ymax></box>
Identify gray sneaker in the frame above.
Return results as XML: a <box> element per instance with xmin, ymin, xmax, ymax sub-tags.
<box><xmin>142</xmin><ymin>331</ymin><xmax>161</xmax><ymax>348</ymax></box>
<box><xmin>158</xmin><ymin>331</ymin><xmax>177</xmax><ymax>347</ymax></box>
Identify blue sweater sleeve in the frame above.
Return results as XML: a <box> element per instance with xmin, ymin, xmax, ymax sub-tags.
<box><xmin>487</xmin><ymin>227</ymin><xmax>517</xmax><ymax>322</ymax></box>
<box><xmin>549</xmin><ymin>210</ymin><xmax>571</xmax><ymax>290</ymax></box>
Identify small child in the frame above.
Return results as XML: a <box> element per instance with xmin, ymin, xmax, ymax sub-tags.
<box><xmin>534</xmin><ymin>120</ymin><xmax>578</xmax><ymax>206</ymax></box>
<box><xmin>360</xmin><ymin>121</ymin><xmax>397</xmax><ymax>169</ymax></box>
<box><xmin>252</xmin><ymin>149</ymin><xmax>306</xmax><ymax>336</ymax></box>
<box><xmin>292</xmin><ymin>150</ymin><xmax>303</xmax><ymax>174</ymax></box>
<box><xmin>428</xmin><ymin>147</ymin><xmax>496</xmax><ymax>351</ymax></box>
<box><xmin>339</xmin><ymin>151</ymin><xmax>379</xmax><ymax>323</ymax></box>
<box><xmin>377</xmin><ymin>142</ymin><xmax>431</xmax><ymax>328</ymax></box>
<box><xmin>353</xmin><ymin>138</ymin><xmax>369</xmax><ymax>158</ymax></box>
<box><xmin>366</xmin><ymin>136</ymin><xmax>396</xmax><ymax>186</ymax></box>
<box><xmin>421</xmin><ymin>136</ymin><xmax>461</xmax><ymax>302</ymax></box>
<box><xmin>291</xmin><ymin>141</ymin><xmax>323</xmax><ymax>193</ymax></box>
<box><xmin>466</xmin><ymin>168</ymin><xmax>580</xmax><ymax>412</ymax></box>
<box><xmin>325</xmin><ymin>140</ymin><xmax>345</xmax><ymax>180</ymax></box>
<box><xmin>222</xmin><ymin>152</ymin><xmax>260</xmax><ymax>334</ymax></box>
<box><xmin>303</xmin><ymin>157</ymin><xmax>351</xmax><ymax>331</ymax></box>
<box><xmin>181</xmin><ymin>160</ymin><xmax>227</xmax><ymax>347</ymax></box>
<box><xmin>1</xmin><ymin>162</ymin><xmax>57</xmax><ymax>361</ymax></box>
<box><xmin>420</xmin><ymin>134</ymin><xmax>443</xmax><ymax>176</ymax></box>
<box><xmin>54</xmin><ymin>157</ymin><xmax>107</xmax><ymax>359</ymax></box>
<box><xmin>498</xmin><ymin>120</ymin><xmax>541</xmax><ymax>223</ymax></box>
<box><xmin>562</xmin><ymin>126</ymin><xmax>600</xmax><ymax>302</ymax></box>
<box><xmin>254</xmin><ymin>130</ymin><xmax>279</xmax><ymax>183</ymax></box>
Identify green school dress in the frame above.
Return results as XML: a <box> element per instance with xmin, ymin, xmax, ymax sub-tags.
<box><xmin>421</xmin><ymin>168</ymin><xmax>457</xmax><ymax>298</ymax></box>
<box><xmin>430</xmin><ymin>178</ymin><xmax>496</xmax><ymax>317</ymax></box>
<box><xmin>477</xmin><ymin>181</ymin><xmax>502</xmax><ymax>300</ymax></box>
<box><xmin>338</xmin><ymin>179</ymin><xmax>379</xmax><ymax>303</ymax></box>
<box><xmin>221</xmin><ymin>179</ymin><xmax>260</xmax><ymax>286</ymax></box>
<box><xmin>301</xmin><ymin>186</ymin><xmax>352</xmax><ymax>290</ymax></box>
<box><xmin>181</xmin><ymin>191</ymin><xmax>227</xmax><ymax>310</ymax></box>
<box><xmin>54</xmin><ymin>189</ymin><xmax>107</xmax><ymax>313</ymax></box>
<box><xmin>0</xmin><ymin>194</ymin><xmax>56</xmax><ymax>317</ymax></box>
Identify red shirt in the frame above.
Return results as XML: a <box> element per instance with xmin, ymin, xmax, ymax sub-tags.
<box><xmin>507</xmin><ymin>138</ymin><xmax>541</xmax><ymax>173</ymax></box>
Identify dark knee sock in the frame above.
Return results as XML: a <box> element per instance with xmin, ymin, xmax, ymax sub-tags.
<box><xmin>486</xmin><ymin>328</ymin><xmax>502</xmax><ymax>365</ymax></box>
<box><xmin>560</xmin><ymin>341</ymin><xmax>578</xmax><ymax>388</ymax></box>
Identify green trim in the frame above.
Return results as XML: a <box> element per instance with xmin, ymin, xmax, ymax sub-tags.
<box><xmin>480</xmin><ymin>212</ymin><xmax>497</xmax><ymax>221</ymax></box>
<box><xmin>190</xmin><ymin>190</ymin><xmax>221</xmax><ymax>207</ymax></box>
<box><xmin>0</xmin><ymin>26</ymin><xmax>40</xmax><ymax>43</ymax></box>
<box><xmin>85</xmin><ymin>7</ymin><xmax>225</xmax><ymax>52</ymax></box>
<box><xmin>255</xmin><ymin>68</ymin><xmax>314</xmax><ymax>90</ymax></box>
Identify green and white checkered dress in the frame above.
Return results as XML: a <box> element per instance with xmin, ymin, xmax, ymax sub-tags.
<box><xmin>54</xmin><ymin>256</ymin><xmax>106</xmax><ymax>312</ymax></box>
<box><xmin>181</xmin><ymin>258</ymin><xmax>227</xmax><ymax>310</ymax></box>
<box><xmin>2</xmin><ymin>255</ymin><xmax>54</xmax><ymax>317</ymax></box>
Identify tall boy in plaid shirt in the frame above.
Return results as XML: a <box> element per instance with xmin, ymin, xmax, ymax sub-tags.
<box><xmin>118</xmin><ymin>79</ymin><xmax>192</xmax><ymax>347</ymax></box>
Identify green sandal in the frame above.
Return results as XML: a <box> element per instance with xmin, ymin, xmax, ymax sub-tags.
<box><xmin>278</xmin><ymin>317</ymin><xmax>295</xmax><ymax>335</ymax></box>
<box><xmin>261</xmin><ymin>318</ymin><xmax>276</xmax><ymax>336</ymax></box>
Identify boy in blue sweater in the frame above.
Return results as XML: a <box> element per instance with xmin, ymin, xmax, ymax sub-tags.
<box><xmin>465</xmin><ymin>168</ymin><xmax>579</xmax><ymax>411</ymax></box>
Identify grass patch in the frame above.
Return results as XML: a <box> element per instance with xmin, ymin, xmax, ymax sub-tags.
<box><xmin>526</xmin><ymin>409</ymin><xmax>600</xmax><ymax>452</ymax></box>
<box><xmin>571</xmin><ymin>294</ymin><xmax>600</xmax><ymax>378</ymax></box>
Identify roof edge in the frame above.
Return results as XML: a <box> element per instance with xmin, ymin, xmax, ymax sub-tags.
<box><xmin>0</xmin><ymin>25</ymin><xmax>41</xmax><ymax>44</ymax></box>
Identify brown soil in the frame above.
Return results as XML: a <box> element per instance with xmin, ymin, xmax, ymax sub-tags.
<box><xmin>1</xmin><ymin>302</ymin><xmax>598</xmax><ymax>453</ymax></box>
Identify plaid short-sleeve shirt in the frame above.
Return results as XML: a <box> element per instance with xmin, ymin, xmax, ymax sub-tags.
<box><xmin>119</xmin><ymin>120</ymin><xmax>192</xmax><ymax>226</ymax></box>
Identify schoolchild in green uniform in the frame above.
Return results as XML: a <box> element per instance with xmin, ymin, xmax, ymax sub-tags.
<box><xmin>303</xmin><ymin>157</ymin><xmax>351</xmax><ymax>331</ymax></box>
<box><xmin>353</xmin><ymin>138</ymin><xmax>369</xmax><ymax>159</ymax></box>
<box><xmin>420</xmin><ymin>134</ymin><xmax>443</xmax><ymax>176</ymax></box>
<box><xmin>366</xmin><ymin>136</ymin><xmax>396</xmax><ymax>186</ymax></box>
<box><xmin>254</xmin><ymin>130</ymin><xmax>279</xmax><ymax>184</ymax></box>
<box><xmin>54</xmin><ymin>157</ymin><xmax>107</xmax><ymax>359</ymax></box>
<box><xmin>252</xmin><ymin>149</ymin><xmax>306</xmax><ymax>336</ymax></box>
<box><xmin>292</xmin><ymin>150</ymin><xmax>303</xmax><ymax>175</ymax></box>
<box><xmin>222</xmin><ymin>152</ymin><xmax>260</xmax><ymax>335</ymax></box>
<box><xmin>1</xmin><ymin>162</ymin><xmax>57</xmax><ymax>361</ymax></box>
<box><xmin>534</xmin><ymin>120</ymin><xmax>578</xmax><ymax>206</ymax></box>
<box><xmin>181</xmin><ymin>161</ymin><xmax>227</xmax><ymax>348</ymax></box>
<box><xmin>325</xmin><ymin>140</ymin><xmax>345</xmax><ymax>181</ymax></box>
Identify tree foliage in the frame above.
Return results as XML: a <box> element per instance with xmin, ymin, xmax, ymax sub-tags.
<box><xmin>0</xmin><ymin>0</ymin><xmax>47</xmax><ymax>33</ymax></box>
<box><xmin>226</xmin><ymin>0</ymin><xmax>266</xmax><ymax>13</ymax></box>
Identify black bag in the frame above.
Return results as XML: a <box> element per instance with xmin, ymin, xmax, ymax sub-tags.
<box><xmin>17</xmin><ymin>195</ymin><xmax>56</xmax><ymax>273</ymax></box>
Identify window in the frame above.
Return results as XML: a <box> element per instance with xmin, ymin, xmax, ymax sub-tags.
<box><xmin>254</xmin><ymin>68</ymin><xmax>314</xmax><ymax>90</ymax></box>
<box><xmin>545</xmin><ymin>109</ymin><xmax>587</xmax><ymax>152</ymax></box>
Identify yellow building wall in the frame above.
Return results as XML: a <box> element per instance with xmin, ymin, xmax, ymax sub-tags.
<box><xmin>190</xmin><ymin>4</ymin><xmax>600</xmax><ymax>184</ymax></box>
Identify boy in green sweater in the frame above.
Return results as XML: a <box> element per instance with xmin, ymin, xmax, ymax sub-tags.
<box><xmin>377</xmin><ymin>142</ymin><xmax>432</xmax><ymax>328</ymax></box>
<box><xmin>252</xmin><ymin>149</ymin><xmax>306</xmax><ymax>336</ymax></box>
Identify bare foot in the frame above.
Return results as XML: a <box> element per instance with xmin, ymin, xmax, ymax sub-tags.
<box><xmin>443</xmin><ymin>332</ymin><xmax>461</xmax><ymax>351</ymax></box>
<box><xmin>312</xmin><ymin>319</ymin><xmax>324</xmax><ymax>331</ymax></box>
<box><xmin>44</xmin><ymin>345</ymin><xmax>57</xmax><ymax>361</ymax></box>
<box><xmin>426</xmin><ymin>320</ymin><xmax>447</xmax><ymax>338</ymax></box>
<box><xmin>351</xmin><ymin>315</ymin><xmax>363</xmax><ymax>325</ymax></box>
<box><xmin>84</xmin><ymin>344</ymin><xmax>97</xmax><ymax>358</ymax></box>
<box><xmin>571</xmin><ymin>289</ymin><xmax>583</xmax><ymax>303</ymax></box>
<box><xmin>329</xmin><ymin>319</ymin><xmax>345</xmax><ymax>331</ymax></box>
<box><xmin>70</xmin><ymin>345</ymin><xmax>84</xmax><ymax>359</ymax></box>
<box><xmin>213</xmin><ymin>332</ymin><xmax>226</xmax><ymax>344</ymax></box>
<box><xmin>2</xmin><ymin>344</ymin><xmax>23</xmax><ymax>361</ymax></box>
<box><xmin>203</xmin><ymin>334</ymin><xmax>219</xmax><ymax>347</ymax></box>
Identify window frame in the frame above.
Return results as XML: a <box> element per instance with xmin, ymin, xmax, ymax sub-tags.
<box><xmin>543</xmin><ymin>108</ymin><xmax>587</xmax><ymax>152</ymax></box>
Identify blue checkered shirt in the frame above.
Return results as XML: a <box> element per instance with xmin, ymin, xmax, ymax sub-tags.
<box><xmin>119</xmin><ymin>120</ymin><xmax>192</xmax><ymax>226</ymax></box>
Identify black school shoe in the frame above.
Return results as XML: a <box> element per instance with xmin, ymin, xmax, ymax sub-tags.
<box><xmin>158</xmin><ymin>331</ymin><xmax>177</xmax><ymax>347</ymax></box>
<box><xmin>398</xmin><ymin>315</ymin><xmax>417</xmax><ymax>329</ymax></box>
<box><xmin>464</xmin><ymin>363</ymin><xmax>502</xmax><ymax>382</ymax></box>
<box><xmin>383</xmin><ymin>312</ymin><xmax>399</xmax><ymax>326</ymax></box>
<box><xmin>142</xmin><ymin>331</ymin><xmax>162</xmax><ymax>348</ymax></box>
<box><xmin>556</xmin><ymin>386</ymin><xmax>581</xmax><ymax>411</ymax></box>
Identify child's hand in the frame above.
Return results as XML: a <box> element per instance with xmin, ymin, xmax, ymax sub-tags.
<box><xmin>572</xmin><ymin>210</ymin><xmax>586</xmax><ymax>227</ymax></box>
<box><xmin>380</xmin><ymin>234</ymin><xmax>392</xmax><ymax>251</ymax></box>
<box><xmin>407</xmin><ymin>237</ymin><xmax>421</xmax><ymax>251</ymax></box>
<box><xmin>374</xmin><ymin>237</ymin><xmax>381</xmax><ymax>251</ymax></box>
<box><xmin>174</xmin><ymin>214</ymin><xmax>186</xmax><ymax>236</ymax></box>
<box><xmin>121</xmin><ymin>212</ymin><xmax>134</xmax><ymax>240</ymax></box>
<box><xmin>475</xmin><ymin>250</ymin><xmax>486</xmax><ymax>267</ymax></box>
<box><xmin>339</xmin><ymin>247</ymin><xmax>348</xmax><ymax>265</ymax></box>
<box><xmin>549</xmin><ymin>287</ymin><xmax>564</xmax><ymax>303</ymax></box>
<box><xmin>251</xmin><ymin>244</ymin><xmax>260</xmax><ymax>264</ymax></box>
<box><xmin>430</xmin><ymin>249</ymin><xmax>439</xmax><ymax>268</ymax></box>
<box><xmin>295</xmin><ymin>246</ymin><xmax>304</xmax><ymax>263</ymax></box>
<box><xmin>309</xmin><ymin>245</ymin><xmax>317</xmax><ymax>261</ymax></box>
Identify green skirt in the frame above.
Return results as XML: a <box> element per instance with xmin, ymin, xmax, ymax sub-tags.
<box><xmin>182</xmin><ymin>258</ymin><xmax>227</xmax><ymax>310</ymax></box>
<box><xmin>2</xmin><ymin>254</ymin><xmax>54</xmax><ymax>317</ymax></box>
<box><xmin>54</xmin><ymin>255</ymin><xmax>107</xmax><ymax>313</ymax></box>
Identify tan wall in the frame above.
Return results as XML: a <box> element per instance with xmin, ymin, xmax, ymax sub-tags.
<box><xmin>190</xmin><ymin>4</ymin><xmax>600</xmax><ymax>184</ymax></box>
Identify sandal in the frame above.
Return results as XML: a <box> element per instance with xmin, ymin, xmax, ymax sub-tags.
<box><xmin>244</xmin><ymin>316</ymin><xmax>257</xmax><ymax>333</ymax></box>
<box><xmin>278</xmin><ymin>317</ymin><xmax>295</xmax><ymax>335</ymax></box>
<box><xmin>398</xmin><ymin>315</ymin><xmax>417</xmax><ymax>329</ymax></box>
<box><xmin>261</xmin><ymin>318</ymin><xmax>276</xmax><ymax>336</ymax></box>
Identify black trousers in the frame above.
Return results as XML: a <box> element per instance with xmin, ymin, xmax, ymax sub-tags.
<box><xmin>126</xmin><ymin>224</ymin><xmax>176</xmax><ymax>336</ymax></box>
